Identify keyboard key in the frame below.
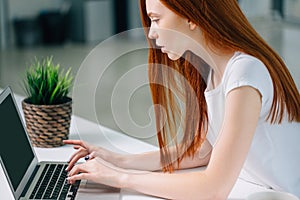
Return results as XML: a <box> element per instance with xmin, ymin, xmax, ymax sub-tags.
<box><xmin>29</xmin><ymin>163</ymin><xmax>80</xmax><ymax>200</ymax></box>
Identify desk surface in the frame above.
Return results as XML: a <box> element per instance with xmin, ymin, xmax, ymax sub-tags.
<box><xmin>0</xmin><ymin>89</ymin><xmax>270</xmax><ymax>200</ymax></box>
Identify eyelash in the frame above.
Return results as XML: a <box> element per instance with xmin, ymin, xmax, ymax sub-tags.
<box><xmin>151</xmin><ymin>19</ymin><xmax>159</xmax><ymax>23</ymax></box>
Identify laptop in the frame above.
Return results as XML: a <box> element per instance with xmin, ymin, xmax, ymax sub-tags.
<box><xmin>0</xmin><ymin>87</ymin><xmax>120</xmax><ymax>200</ymax></box>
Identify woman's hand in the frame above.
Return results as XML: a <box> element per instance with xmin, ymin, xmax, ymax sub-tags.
<box><xmin>66</xmin><ymin>157</ymin><xmax>128</xmax><ymax>188</ymax></box>
<box><xmin>63</xmin><ymin>140</ymin><xmax>118</xmax><ymax>171</ymax></box>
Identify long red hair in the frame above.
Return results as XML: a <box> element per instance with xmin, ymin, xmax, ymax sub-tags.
<box><xmin>139</xmin><ymin>0</ymin><xmax>300</xmax><ymax>172</ymax></box>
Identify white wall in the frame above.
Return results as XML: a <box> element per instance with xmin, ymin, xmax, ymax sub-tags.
<box><xmin>239</xmin><ymin>0</ymin><xmax>272</xmax><ymax>18</ymax></box>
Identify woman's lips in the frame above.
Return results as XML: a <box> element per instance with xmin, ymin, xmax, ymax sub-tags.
<box><xmin>155</xmin><ymin>44</ymin><xmax>167</xmax><ymax>53</ymax></box>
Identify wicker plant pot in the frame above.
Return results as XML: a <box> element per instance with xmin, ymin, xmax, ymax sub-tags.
<box><xmin>22</xmin><ymin>97</ymin><xmax>72</xmax><ymax>148</ymax></box>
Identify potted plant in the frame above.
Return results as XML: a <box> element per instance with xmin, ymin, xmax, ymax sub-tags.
<box><xmin>22</xmin><ymin>57</ymin><xmax>73</xmax><ymax>148</ymax></box>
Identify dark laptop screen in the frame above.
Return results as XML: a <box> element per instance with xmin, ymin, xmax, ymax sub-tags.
<box><xmin>0</xmin><ymin>94</ymin><xmax>34</xmax><ymax>191</ymax></box>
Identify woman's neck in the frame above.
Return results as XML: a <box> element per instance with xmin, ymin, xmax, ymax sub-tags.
<box><xmin>191</xmin><ymin>42</ymin><xmax>235</xmax><ymax>87</ymax></box>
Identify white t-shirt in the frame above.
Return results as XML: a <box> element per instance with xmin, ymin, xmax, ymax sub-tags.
<box><xmin>204</xmin><ymin>52</ymin><xmax>300</xmax><ymax>197</ymax></box>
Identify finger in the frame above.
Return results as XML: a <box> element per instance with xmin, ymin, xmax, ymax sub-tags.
<box><xmin>67</xmin><ymin>173</ymin><xmax>90</xmax><ymax>184</ymax></box>
<box><xmin>89</xmin><ymin>151</ymin><xmax>97</xmax><ymax>160</ymax></box>
<box><xmin>63</xmin><ymin>140</ymin><xmax>83</xmax><ymax>145</ymax></box>
<box><xmin>68</xmin><ymin>163</ymin><xmax>88</xmax><ymax>177</ymax></box>
<box><xmin>67</xmin><ymin>149</ymin><xmax>88</xmax><ymax>166</ymax></box>
<box><xmin>69</xmin><ymin>141</ymin><xmax>90</xmax><ymax>152</ymax></box>
<box><xmin>66</xmin><ymin>151</ymin><xmax>88</xmax><ymax>171</ymax></box>
<box><xmin>64</xmin><ymin>140</ymin><xmax>84</xmax><ymax>151</ymax></box>
<box><xmin>66</xmin><ymin>157</ymin><xmax>78</xmax><ymax>172</ymax></box>
<box><xmin>90</xmin><ymin>151</ymin><xmax>95</xmax><ymax>157</ymax></box>
<box><xmin>73</xmin><ymin>145</ymin><xmax>82</xmax><ymax>150</ymax></box>
<box><xmin>68</xmin><ymin>147</ymin><xmax>86</xmax><ymax>162</ymax></box>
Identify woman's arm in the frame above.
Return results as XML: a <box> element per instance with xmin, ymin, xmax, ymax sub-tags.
<box><xmin>118</xmin><ymin>139</ymin><xmax>212</xmax><ymax>171</ymax></box>
<box><xmin>67</xmin><ymin>86</ymin><xmax>261</xmax><ymax>200</ymax></box>
<box><xmin>123</xmin><ymin>86</ymin><xmax>262</xmax><ymax>199</ymax></box>
<box><xmin>65</xmin><ymin>135</ymin><xmax>212</xmax><ymax>172</ymax></box>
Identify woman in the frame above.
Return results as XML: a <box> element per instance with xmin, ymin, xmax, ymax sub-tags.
<box><xmin>65</xmin><ymin>0</ymin><xmax>300</xmax><ymax>199</ymax></box>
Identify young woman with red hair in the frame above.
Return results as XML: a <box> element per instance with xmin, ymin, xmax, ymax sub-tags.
<box><xmin>65</xmin><ymin>0</ymin><xmax>300</xmax><ymax>199</ymax></box>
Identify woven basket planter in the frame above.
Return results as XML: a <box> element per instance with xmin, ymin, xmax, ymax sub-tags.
<box><xmin>22</xmin><ymin>97</ymin><xmax>72</xmax><ymax>148</ymax></box>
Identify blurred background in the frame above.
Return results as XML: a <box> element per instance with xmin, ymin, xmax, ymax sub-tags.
<box><xmin>0</xmin><ymin>0</ymin><xmax>300</xmax><ymax>146</ymax></box>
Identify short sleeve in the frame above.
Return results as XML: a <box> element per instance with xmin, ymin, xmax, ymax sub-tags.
<box><xmin>224</xmin><ymin>54</ymin><xmax>274</xmax><ymax>117</ymax></box>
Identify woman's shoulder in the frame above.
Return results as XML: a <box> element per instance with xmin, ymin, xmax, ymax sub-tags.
<box><xmin>223</xmin><ymin>52</ymin><xmax>274</xmax><ymax>114</ymax></box>
<box><xmin>227</xmin><ymin>52</ymin><xmax>268</xmax><ymax>76</ymax></box>
<box><xmin>224</xmin><ymin>52</ymin><xmax>272</xmax><ymax>86</ymax></box>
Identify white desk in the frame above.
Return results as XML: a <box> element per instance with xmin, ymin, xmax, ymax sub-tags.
<box><xmin>0</xmin><ymin>89</ymin><xmax>271</xmax><ymax>200</ymax></box>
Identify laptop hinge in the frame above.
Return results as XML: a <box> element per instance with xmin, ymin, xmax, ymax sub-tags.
<box><xmin>20</xmin><ymin>165</ymin><xmax>40</xmax><ymax>198</ymax></box>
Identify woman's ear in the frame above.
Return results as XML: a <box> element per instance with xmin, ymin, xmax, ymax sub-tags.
<box><xmin>188</xmin><ymin>20</ymin><xmax>197</xmax><ymax>31</ymax></box>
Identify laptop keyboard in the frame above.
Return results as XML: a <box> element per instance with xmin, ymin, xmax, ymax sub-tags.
<box><xmin>29</xmin><ymin>163</ymin><xmax>80</xmax><ymax>200</ymax></box>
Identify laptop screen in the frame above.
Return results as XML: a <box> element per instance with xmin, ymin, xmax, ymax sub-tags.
<box><xmin>0</xmin><ymin>93</ymin><xmax>35</xmax><ymax>191</ymax></box>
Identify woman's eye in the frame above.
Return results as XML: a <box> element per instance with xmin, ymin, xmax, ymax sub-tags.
<box><xmin>151</xmin><ymin>19</ymin><xmax>159</xmax><ymax>23</ymax></box>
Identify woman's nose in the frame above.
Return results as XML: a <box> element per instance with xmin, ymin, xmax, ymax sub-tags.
<box><xmin>148</xmin><ymin>27</ymin><xmax>158</xmax><ymax>40</ymax></box>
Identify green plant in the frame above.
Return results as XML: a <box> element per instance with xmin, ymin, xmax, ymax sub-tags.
<box><xmin>23</xmin><ymin>57</ymin><xmax>73</xmax><ymax>105</ymax></box>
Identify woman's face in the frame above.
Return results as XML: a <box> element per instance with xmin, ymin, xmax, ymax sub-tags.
<box><xmin>146</xmin><ymin>0</ymin><xmax>193</xmax><ymax>60</ymax></box>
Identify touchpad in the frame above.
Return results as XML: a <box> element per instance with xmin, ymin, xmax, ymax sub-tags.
<box><xmin>76</xmin><ymin>180</ymin><xmax>120</xmax><ymax>199</ymax></box>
